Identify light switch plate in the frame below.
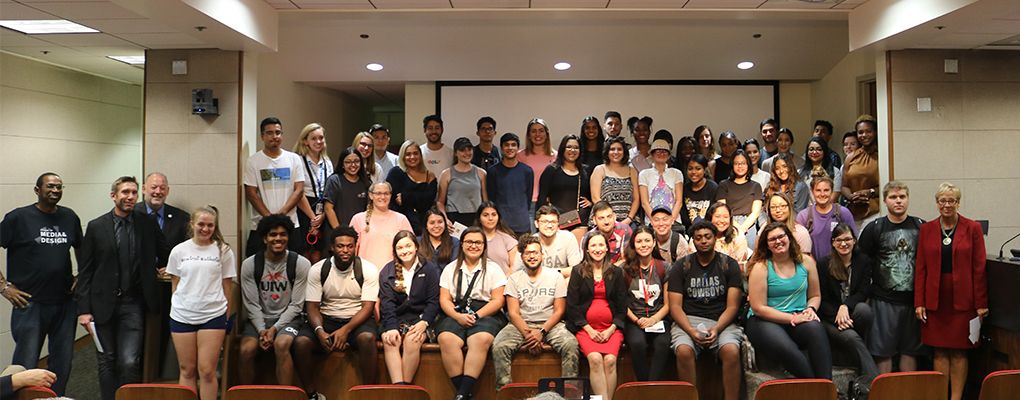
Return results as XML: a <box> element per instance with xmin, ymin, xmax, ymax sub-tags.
<box><xmin>918</xmin><ymin>97</ymin><xmax>932</xmax><ymax>112</ymax></box>
<box><xmin>172</xmin><ymin>60</ymin><xmax>187</xmax><ymax>75</ymax></box>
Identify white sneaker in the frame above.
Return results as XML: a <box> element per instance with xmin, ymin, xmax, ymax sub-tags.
<box><xmin>311</xmin><ymin>393</ymin><xmax>326</xmax><ymax>400</ymax></box>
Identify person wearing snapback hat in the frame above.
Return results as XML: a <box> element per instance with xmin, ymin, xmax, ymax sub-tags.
<box><xmin>639</xmin><ymin>138</ymin><xmax>684</xmax><ymax>225</ymax></box>
<box><xmin>437</xmin><ymin>137</ymin><xmax>488</xmax><ymax>229</ymax></box>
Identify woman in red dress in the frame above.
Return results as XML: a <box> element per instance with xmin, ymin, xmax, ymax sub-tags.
<box><xmin>915</xmin><ymin>182</ymin><xmax>988</xmax><ymax>400</ymax></box>
<box><xmin>566</xmin><ymin>232</ymin><xmax>627</xmax><ymax>400</ymax></box>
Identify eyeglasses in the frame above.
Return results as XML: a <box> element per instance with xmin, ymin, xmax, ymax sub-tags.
<box><xmin>565</xmin><ymin>146</ymin><xmax>580</xmax><ymax>151</ymax></box>
<box><xmin>343</xmin><ymin>160</ymin><xmax>361</xmax><ymax>166</ymax></box>
<box><xmin>769</xmin><ymin>204</ymin><xmax>789</xmax><ymax>211</ymax></box>
<box><xmin>937</xmin><ymin>199</ymin><xmax>958</xmax><ymax>205</ymax></box>
<box><xmin>833</xmin><ymin>238</ymin><xmax>855</xmax><ymax>244</ymax></box>
<box><xmin>732</xmin><ymin>161</ymin><xmax>748</xmax><ymax>166</ymax></box>
<box><xmin>478</xmin><ymin>127</ymin><xmax>495</xmax><ymax>133</ymax></box>
<box><xmin>537</xmin><ymin>219</ymin><xmax>558</xmax><ymax>226</ymax></box>
<box><xmin>767</xmin><ymin>234</ymin><xmax>787</xmax><ymax>244</ymax></box>
<box><xmin>463</xmin><ymin>240</ymin><xmax>485</xmax><ymax>248</ymax></box>
<box><xmin>523</xmin><ymin>250</ymin><xmax>542</xmax><ymax>256</ymax></box>
<box><xmin>357</xmin><ymin>142</ymin><xmax>372</xmax><ymax>148</ymax></box>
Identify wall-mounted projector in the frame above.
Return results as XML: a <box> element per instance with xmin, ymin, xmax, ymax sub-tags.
<box><xmin>192</xmin><ymin>88</ymin><xmax>218</xmax><ymax>115</ymax></box>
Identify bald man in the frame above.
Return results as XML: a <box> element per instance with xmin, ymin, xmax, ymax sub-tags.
<box><xmin>135</xmin><ymin>173</ymin><xmax>190</xmax><ymax>249</ymax></box>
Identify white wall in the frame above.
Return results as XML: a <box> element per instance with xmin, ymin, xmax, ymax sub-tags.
<box><xmin>0</xmin><ymin>53</ymin><xmax>143</xmax><ymax>366</ymax></box>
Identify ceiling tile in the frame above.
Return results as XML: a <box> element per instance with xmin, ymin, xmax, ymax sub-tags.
<box><xmin>0</xmin><ymin>31</ymin><xmax>52</xmax><ymax>46</ymax></box>
<box><xmin>531</xmin><ymin>0</ymin><xmax>608</xmax><ymax>8</ymax></box>
<box><xmin>831</xmin><ymin>0</ymin><xmax>868</xmax><ymax>9</ymax></box>
<box><xmin>683</xmin><ymin>0</ymin><xmax>765</xmax><ymax>9</ymax></box>
<box><xmin>114</xmin><ymin>33</ymin><xmax>205</xmax><ymax>46</ymax></box>
<box><xmin>74</xmin><ymin>45</ymin><xmax>145</xmax><ymax>57</ymax></box>
<box><xmin>31</xmin><ymin>32</ymin><xmax>135</xmax><ymax>47</ymax></box>
<box><xmin>1</xmin><ymin>45</ymin><xmax>91</xmax><ymax>58</ymax></box>
<box><xmin>450</xmin><ymin>0</ymin><xmax>528</xmax><ymax>8</ymax></box>
<box><xmin>759</xmin><ymin>0</ymin><xmax>835</xmax><ymax>10</ymax></box>
<box><xmin>955</xmin><ymin>19</ymin><xmax>1020</xmax><ymax>35</ymax></box>
<box><xmin>371</xmin><ymin>0</ymin><xmax>451</xmax><ymax>9</ymax></box>
<box><xmin>73</xmin><ymin>19</ymin><xmax>176</xmax><ymax>34</ymax></box>
<box><xmin>27</xmin><ymin>1</ymin><xmax>146</xmax><ymax>20</ymax></box>
<box><xmin>917</xmin><ymin>33</ymin><xmax>1016</xmax><ymax>49</ymax></box>
<box><xmin>606</xmin><ymin>0</ymin><xmax>686</xmax><ymax>8</ymax></box>
<box><xmin>0</xmin><ymin>2</ymin><xmax>59</xmax><ymax>19</ymax></box>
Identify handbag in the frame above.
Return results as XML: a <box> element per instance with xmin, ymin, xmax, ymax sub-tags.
<box><xmin>558</xmin><ymin>172</ymin><xmax>582</xmax><ymax>229</ymax></box>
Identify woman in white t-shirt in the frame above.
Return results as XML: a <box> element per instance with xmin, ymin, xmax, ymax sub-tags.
<box><xmin>353</xmin><ymin>132</ymin><xmax>386</xmax><ymax>184</ymax></box>
<box><xmin>437</xmin><ymin>227</ymin><xmax>507</xmax><ymax>400</ymax></box>
<box><xmin>639</xmin><ymin>139</ymin><xmax>683</xmax><ymax>224</ymax></box>
<box><xmin>167</xmin><ymin>205</ymin><xmax>236</xmax><ymax>400</ymax></box>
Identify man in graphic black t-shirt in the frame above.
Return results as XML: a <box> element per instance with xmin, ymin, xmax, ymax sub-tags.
<box><xmin>0</xmin><ymin>173</ymin><xmax>82</xmax><ymax>395</ymax></box>
<box><xmin>857</xmin><ymin>181</ymin><xmax>925</xmax><ymax>374</ymax></box>
<box><xmin>668</xmin><ymin>221</ymin><xmax>742</xmax><ymax>400</ymax></box>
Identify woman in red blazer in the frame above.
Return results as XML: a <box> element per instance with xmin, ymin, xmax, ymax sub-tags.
<box><xmin>914</xmin><ymin>182</ymin><xmax>988</xmax><ymax>400</ymax></box>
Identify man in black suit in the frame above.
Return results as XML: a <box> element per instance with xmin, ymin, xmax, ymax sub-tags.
<box><xmin>136</xmin><ymin>172</ymin><xmax>190</xmax><ymax>251</ymax></box>
<box><xmin>77</xmin><ymin>176</ymin><xmax>170</xmax><ymax>400</ymax></box>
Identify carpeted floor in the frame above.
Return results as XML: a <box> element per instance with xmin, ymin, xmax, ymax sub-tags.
<box><xmin>65</xmin><ymin>342</ymin><xmax>101</xmax><ymax>400</ymax></box>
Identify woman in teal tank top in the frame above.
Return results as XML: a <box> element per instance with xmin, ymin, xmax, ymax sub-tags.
<box><xmin>744</xmin><ymin>222</ymin><xmax>832</xmax><ymax>379</ymax></box>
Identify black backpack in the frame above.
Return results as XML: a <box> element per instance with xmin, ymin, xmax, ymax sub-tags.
<box><xmin>254</xmin><ymin>251</ymin><xmax>298</xmax><ymax>294</ymax></box>
<box><xmin>319</xmin><ymin>256</ymin><xmax>364</xmax><ymax>288</ymax></box>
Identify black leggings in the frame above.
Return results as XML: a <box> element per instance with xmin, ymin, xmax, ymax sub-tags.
<box><xmin>624</xmin><ymin>321</ymin><xmax>671</xmax><ymax>381</ymax></box>
<box><xmin>746</xmin><ymin>316</ymin><xmax>832</xmax><ymax>379</ymax></box>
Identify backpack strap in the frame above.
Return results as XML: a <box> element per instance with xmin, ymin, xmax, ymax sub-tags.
<box><xmin>321</xmin><ymin>256</ymin><xmax>332</xmax><ymax>288</ymax></box>
<box><xmin>806</xmin><ymin>205</ymin><xmax>815</xmax><ymax>232</ymax></box>
<box><xmin>254</xmin><ymin>251</ymin><xmax>265</xmax><ymax>291</ymax></box>
<box><xmin>669</xmin><ymin>232</ymin><xmax>680</xmax><ymax>263</ymax></box>
<box><xmin>354</xmin><ymin>257</ymin><xmax>364</xmax><ymax>287</ymax></box>
<box><xmin>286</xmin><ymin>251</ymin><xmax>298</xmax><ymax>289</ymax></box>
<box><xmin>654</xmin><ymin>259</ymin><xmax>666</xmax><ymax>283</ymax></box>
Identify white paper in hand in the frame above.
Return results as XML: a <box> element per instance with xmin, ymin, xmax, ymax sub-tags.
<box><xmin>452</xmin><ymin>222</ymin><xmax>468</xmax><ymax>239</ymax></box>
<box><xmin>90</xmin><ymin>321</ymin><xmax>104</xmax><ymax>353</ymax></box>
<box><xmin>697</xmin><ymin>322</ymin><xmax>710</xmax><ymax>338</ymax></box>
<box><xmin>969</xmin><ymin>316</ymin><xmax>981</xmax><ymax>344</ymax></box>
<box><xmin>644</xmin><ymin>320</ymin><xmax>666</xmax><ymax>333</ymax></box>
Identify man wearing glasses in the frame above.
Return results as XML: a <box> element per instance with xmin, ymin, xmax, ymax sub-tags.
<box><xmin>244</xmin><ymin>117</ymin><xmax>306</xmax><ymax>257</ymax></box>
<box><xmin>492</xmin><ymin>234</ymin><xmax>578</xmax><ymax>389</ymax></box>
<box><xmin>512</xmin><ymin>206</ymin><xmax>581</xmax><ymax>278</ymax></box>
<box><xmin>472</xmin><ymin>117</ymin><xmax>502</xmax><ymax>170</ymax></box>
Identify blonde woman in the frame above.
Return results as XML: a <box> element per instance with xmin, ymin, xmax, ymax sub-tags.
<box><xmin>353</xmin><ymin>132</ymin><xmax>386</xmax><ymax>184</ymax></box>
<box><xmin>386</xmin><ymin>140</ymin><xmax>437</xmax><ymax>236</ymax></box>
<box><xmin>167</xmin><ymin>205</ymin><xmax>235</xmax><ymax>400</ymax></box>
<box><xmin>293</xmin><ymin>123</ymin><xmax>332</xmax><ymax>262</ymax></box>
<box><xmin>349</xmin><ymin>182</ymin><xmax>412</xmax><ymax>268</ymax></box>
<box><xmin>517</xmin><ymin>119</ymin><xmax>557</xmax><ymax>218</ymax></box>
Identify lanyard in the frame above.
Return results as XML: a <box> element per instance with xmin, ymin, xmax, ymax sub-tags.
<box><xmin>641</xmin><ymin>263</ymin><xmax>653</xmax><ymax>317</ymax></box>
<box><xmin>305</xmin><ymin>156</ymin><xmax>327</xmax><ymax>200</ymax></box>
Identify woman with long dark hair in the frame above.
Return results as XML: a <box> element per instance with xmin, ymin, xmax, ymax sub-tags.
<box><xmin>579</xmin><ymin>116</ymin><xmax>605</xmax><ymax>175</ymax></box>
<box><xmin>764</xmin><ymin>153</ymin><xmax>809</xmax><ymax>216</ymax></box>
<box><xmin>379</xmin><ymin>231</ymin><xmax>441</xmax><ymax>385</ymax></box>
<box><xmin>744</xmin><ymin>138</ymin><xmax>771</xmax><ymax>190</ymax></box>
<box><xmin>538</xmin><ymin>135</ymin><xmax>593</xmax><ymax>244</ymax></box>
<box><xmin>566</xmin><ymin>232</ymin><xmax>627</xmax><ymax>400</ymax></box>
<box><xmin>712</xmin><ymin>131</ymin><xmax>739</xmax><ymax>184</ymax></box>
<box><xmin>674</xmin><ymin>136</ymin><xmax>697</xmax><ymax>180</ymax></box>
<box><xmin>681</xmin><ymin>154</ymin><xmax>718</xmax><ymax>226</ymax></box>
<box><xmin>590</xmin><ymin>136</ymin><xmax>640</xmax><ymax>225</ymax></box>
<box><xmin>437</xmin><ymin>227</ymin><xmax>507</xmax><ymax>400</ymax></box>
<box><xmin>716</xmin><ymin>150</ymin><xmax>763</xmax><ymax>250</ymax></box>
<box><xmin>693</xmin><ymin>125</ymin><xmax>716</xmax><ymax>181</ymax></box>
<box><xmin>474</xmin><ymin>201</ymin><xmax>518</xmax><ymax>275</ymax></box>
<box><xmin>419</xmin><ymin>208</ymin><xmax>459</xmax><ymax>266</ymax></box>
<box><xmin>816</xmin><ymin>223</ymin><xmax>879</xmax><ymax>380</ymax></box>
<box><xmin>620</xmin><ymin>226</ymin><xmax>670</xmax><ymax>381</ymax></box>
<box><xmin>324</xmin><ymin>147</ymin><xmax>371</xmax><ymax>230</ymax></box>
<box><xmin>799</xmin><ymin>137</ymin><xmax>842</xmax><ymax>204</ymax></box>
<box><xmin>698</xmin><ymin>202</ymin><xmax>748</xmax><ymax>265</ymax></box>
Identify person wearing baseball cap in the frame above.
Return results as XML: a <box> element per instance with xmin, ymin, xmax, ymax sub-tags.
<box><xmin>639</xmin><ymin>138</ymin><xmax>684</xmax><ymax>225</ymax></box>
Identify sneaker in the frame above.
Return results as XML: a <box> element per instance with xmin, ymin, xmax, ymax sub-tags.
<box><xmin>310</xmin><ymin>392</ymin><xmax>326</xmax><ymax>400</ymax></box>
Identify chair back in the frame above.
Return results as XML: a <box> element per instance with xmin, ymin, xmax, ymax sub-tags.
<box><xmin>979</xmin><ymin>370</ymin><xmax>1020</xmax><ymax>400</ymax></box>
<box><xmin>225</xmin><ymin>385</ymin><xmax>308</xmax><ymax>400</ymax></box>
<box><xmin>615</xmin><ymin>381</ymin><xmax>698</xmax><ymax>400</ymax></box>
<box><xmin>755</xmin><ymin>379</ymin><xmax>837</xmax><ymax>400</ymax></box>
<box><xmin>17</xmin><ymin>387</ymin><xmax>56</xmax><ymax>400</ymax></box>
<box><xmin>348</xmin><ymin>384</ymin><xmax>430</xmax><ymax>400</ymax></box>
<box><xmin>115</xmin><ymin>384</ymin><xmax>199</xmax><ymax>400</ymax></box>
<box><xmin>870</xmin><ymin>371</ymin><xmax>948</xmax><ymax>400</ymax></box>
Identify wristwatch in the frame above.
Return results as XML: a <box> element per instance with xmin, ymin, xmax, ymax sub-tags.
<box><xmin>540</xmin><ymin>328</ymin><xmax>548</xmax><ymax>337</ymax></box>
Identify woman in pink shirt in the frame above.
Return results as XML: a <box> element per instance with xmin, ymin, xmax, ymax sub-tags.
<box><xmin>350</xmin><ymin>182</ymin><xmax>413</xmax><ymax>268</ymax></box>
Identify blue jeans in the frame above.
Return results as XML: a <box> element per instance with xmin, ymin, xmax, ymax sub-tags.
<box><xmin>10</xmin><ymin>299</ymin><xmax>78</xmax><ymax>395</ymax></box>
<box><xmin>94</xmin><ymin>295</ymin><xmax>146</xmax><ymax>400</ymax></box>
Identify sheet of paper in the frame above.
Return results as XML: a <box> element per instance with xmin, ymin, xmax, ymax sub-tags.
<box><xmin>452</xmin><ymin>222</ymin><xmax>468</xmax><ymax>239</ymax></box>
<box><xmin>969</xmin><ymin>316</ymin><xmax>981</xmax><ymax>344</ymax></box>
<box><xmin>90</xmin><ymin>321</ymin><xmax>104</xmax><ymax>353</ymax></box>
<box><xmin>645</xmin><ymin>320</ymin><xmax>666</xmax><ymax>333</ymax></box>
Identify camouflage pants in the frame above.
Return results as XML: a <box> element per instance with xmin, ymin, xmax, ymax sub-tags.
<box><xmin>492</xmin><ymin>321</ymin><xmax>579</xmax><ymax>389</ymax></box>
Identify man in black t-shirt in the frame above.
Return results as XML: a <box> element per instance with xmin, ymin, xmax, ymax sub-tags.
<box><xmin>857</xmin><ymin>181</ymin><xmax>925</xmax><ymax>374</ymax></box>
<box><xmin>668</xmin><ymin>221</ymin><xmax>742</xmax><ymax>400</ymax></box>
<box><xmin>0</xmin><ymin>173</ymin><xmax>82</xmax><ymax>396</ymax></box>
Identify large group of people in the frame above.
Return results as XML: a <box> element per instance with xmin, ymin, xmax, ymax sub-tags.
<box><xmin>0</xmin><ymin>112</ymin><xmax>989</xmax><ymax>400</ymax></box>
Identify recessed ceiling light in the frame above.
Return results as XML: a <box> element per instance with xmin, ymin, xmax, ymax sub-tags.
<box><xmin>737</xmin><ymin>61</ymin><xmax>754</xmax><ymax>70</ymax></box>
<box><xmin>107</xmin><ymin>56</ymin><xmax>145</xmax><ymax>65</ymax></box>
<box><xmin>0</xmin><ymin>20</ymin><xmax>99</xmax><ymax>34</ymax></box>
<box><xmin>554</xmin><ymin>62</ymin><xmax>571</xmax><ymax>71</ymax></box>
<box><xmin>366</xmin><ymin>63</ymin><xmax>384</xmax><ymax>71</ymax></box>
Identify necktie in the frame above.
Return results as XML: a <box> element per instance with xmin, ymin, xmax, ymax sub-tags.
<box><xmin>151</xmin><ymin>210</ymin><xmax>163</xmax><ymax>229</ymax></box>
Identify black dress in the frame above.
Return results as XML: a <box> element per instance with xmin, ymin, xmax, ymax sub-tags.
<box><xmin>386</xmin><ymin>167</ymin><xmax>438</xmax><ymax>236</ymax></box>
<box><xmin>537</xmin><ymin>165</ymin><xmax>592</xmax><ymax>229</ymax></box>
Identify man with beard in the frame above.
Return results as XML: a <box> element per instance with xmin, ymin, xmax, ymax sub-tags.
<box><xmin>76</xmin><ymin>176</ymin><xmax>170</xmax><ymax>400</ymax></box>
<box><xmin>0</xmin><ymin>173</ymin><xmax>81</xmax><ymax>395</ymax></box>
<box><xmin>492</xmin><ymin>234</ymin><xmax>578</xmax><ymax>389</ymax></box>
<box><xmin>583</xmin><ymin>202</ymin><xmax>632</xmax><ymax>264</ymax></box>
<box><xmin>512</xmin><ymin>206</ymin><xmax>581</xmax><ymax>278</ymax></box>
<box><xmin>471</xmin><ymin>116</ymin><xmax>502</xmax><ymax>170</ymax></box>
<box><xmin>135</xmin><ymin>172</ymin><xmax>190</xmax><ymax>250</ymax></box>
<box><xmin>420</xmin><ymin>115</ymin><xmax>454</xmax><ymax>177</ymax></box>
<box><xmin>857</xmin><ymin>181</ymin><xmax>925</xmax><ymax>374</ymax></box>
<box><xmin>668</xmin><ymin>221</ymin><xmax>742</xmax><ymax>400</ymax></box>
<box><xmin>244</xmin><ymin>117</ymin><xmax>307</xmax><ymax>257</ymax></box>
<box><xmin>237</xmin><ymin>214</ymin><xmax>319</xmax><ymax>399</ymax></box>
<box><xmin>759</xmin><ymin>118</ymin><xmax>779</xmax><ymax>160</ymax></box>
<box><xmin>604</xmin><ymin>111</ymin><xmax>624</xmax><ymax>139</ymax></box>
<box><xmin>306</xmin><ymin>226</ymin><xmax>380</xmax><ymax>384</ymax></box>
